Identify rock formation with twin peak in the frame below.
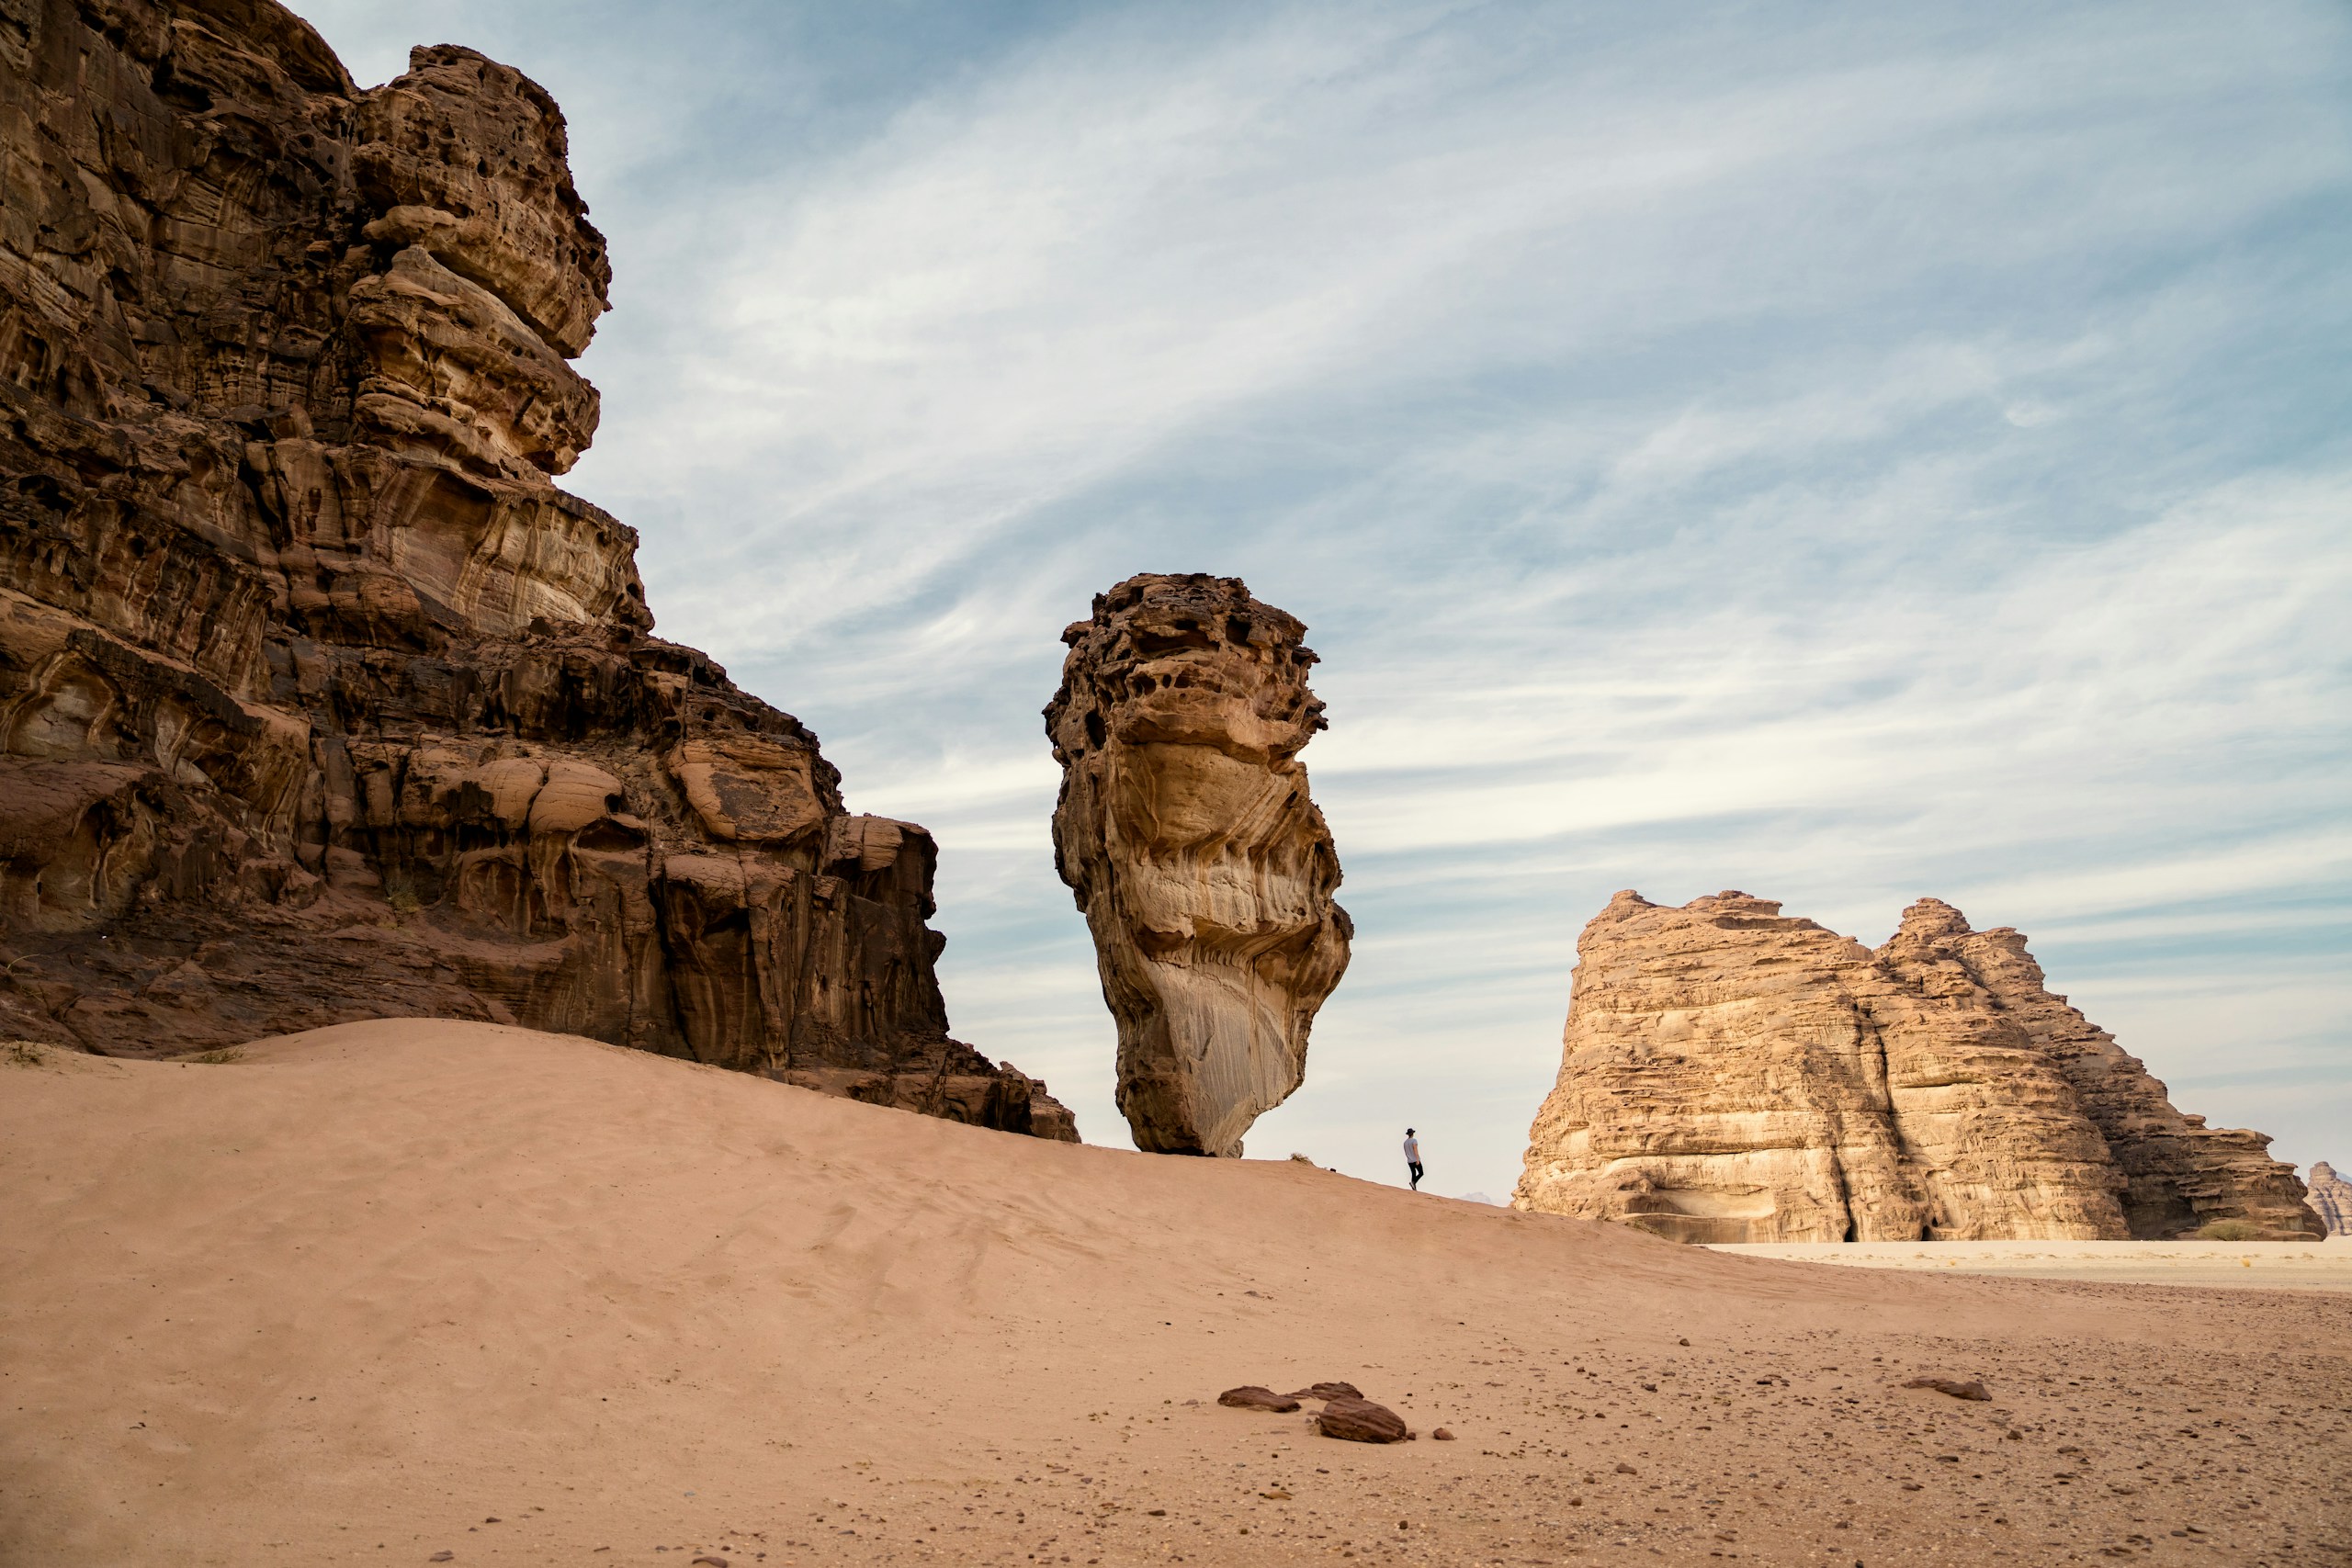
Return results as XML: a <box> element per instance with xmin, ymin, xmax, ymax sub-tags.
<box><xmin>2306</xmin><ymin>1163</ymin><xmax>2351</xmax><ymax>1237</ymax></box>
<box><xmin>1045</xmin><ymin>574</ymin><xmax>1351</xmax><ymax>1156</ymax></box>
<box><xmin>0</xmin><ymin>0</ymin><xmax>1073</xmax><ymax>1138</ymax></box>
<box><xmin>1513</xmin><ymin>892</ymin><xmax>2321</xmax><ymax>1241</ymax></box>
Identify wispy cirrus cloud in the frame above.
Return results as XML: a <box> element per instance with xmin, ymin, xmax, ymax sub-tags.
<box><xmin>298</xmin><ymin>0</ymin><xmax>2352</xmax><ymax>1198</ymax></box>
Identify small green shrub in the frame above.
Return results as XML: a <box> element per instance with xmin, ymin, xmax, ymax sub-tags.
<box><xmin>383</xmin><ymin>872</ymin><xmax>423</xmax><ymax>916</ymax></box>
<box><xmin>186</xmin><ymin>1046</ymin><xmax>246</xmax><ymax>1065</ymax></box>
<box><xmin>2196</xmin><ymin>1219</ymin><xmax>2266</xmax><ymax>1241</ymax></box>
<box><xmin>5</xmin><ymin>1039</ymin><xmax>45</xmax><ymax>1066</ymax></box>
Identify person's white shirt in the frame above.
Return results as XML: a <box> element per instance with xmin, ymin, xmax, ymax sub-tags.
<box><xmin>1403</xmin><ymin>1135</ymin><xmax>1420</xmax><ymax>1163</ymax></box>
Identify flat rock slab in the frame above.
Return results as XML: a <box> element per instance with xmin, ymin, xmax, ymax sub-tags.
<box><xmin>1217</xmin><ymin>1386</ymin><xmax>1301</xmax><ymax>1413</ymax></box>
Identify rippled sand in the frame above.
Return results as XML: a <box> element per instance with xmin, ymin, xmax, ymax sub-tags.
<box><xmin>6</xmin><ymin>1021</ymin><xmax>2346</xmax><ymax>1566</ymax></box>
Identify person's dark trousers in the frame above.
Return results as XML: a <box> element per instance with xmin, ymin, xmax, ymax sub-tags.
<box><xmin>1408</xmin><ymin>1161</ymin><xmax>1424</xmax><ymax>1190</ymax></box>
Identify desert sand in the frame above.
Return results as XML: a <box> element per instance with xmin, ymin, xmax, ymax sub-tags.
<box><xmin>1708</xmin><ymin>1241</ymin><xmax>2352</xmax><ymax>1292</ymax></box>
<box><xmin>4</xmin><ymin>1021</ymin><xmax>2346</xmax><ymax>1568</ymax></box>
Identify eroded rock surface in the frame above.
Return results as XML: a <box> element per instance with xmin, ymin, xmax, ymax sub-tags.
<box><xmin>1045</xmin><ymin>574</ymin><xmax>1350</xmax><ymax>1156</ymax></box>
<box><xmin>2307</xmin><ymin>1162</ymin><xmax>2351</xmax><ymax>1237</ymax></box>
<box><xmin>0</xmin><ymin>0</ymin><xmax>1072</xmax><ymax>1139</ymax></box>
<box><xmin>1513</xmin><ymin>892</ymin><xmax>2320</xmax><ymax>1241</ymax></box>
<box><xmin>1315</xmin><ymin>1397</ymin><xmax>1410</xmax><ymax>1444</ymax></box>
<box><xmin>1880</xmin><ymin>898</ymin><xmax>2313</xmax><ymax>1240</ymax></box>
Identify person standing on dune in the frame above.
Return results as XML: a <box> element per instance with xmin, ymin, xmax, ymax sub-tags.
<box><xmin>1404</xmin><ymin>1128</ymin><xmax>1424</xmax><ymax>1191</ymax></box>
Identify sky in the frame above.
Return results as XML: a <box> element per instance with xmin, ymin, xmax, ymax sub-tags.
<box><xmin>300</xmin><ymin>0</ymin><xmax>2352</xmax><ymax>1205</ymax></box>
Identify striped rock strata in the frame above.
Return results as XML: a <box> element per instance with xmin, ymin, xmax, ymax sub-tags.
<box><xmin>0</xmin><ymin>0</ymin><xmax>1072</xmax><ymax>1138</ymax></box>
<box><xmin>1046</xmin><ymin>573</ymin><xmax>1351</xmax><ymax>1156</ymax></box>
<box><xmin>2306</xmin><ymin>1163</ymin><xmax>2351</xmax><ymax>1238</ymax></box>
<box><xmin>1513</xmin><ymin>891</ymin><xmax>2320</xmax><ymax>1241</ymax></box>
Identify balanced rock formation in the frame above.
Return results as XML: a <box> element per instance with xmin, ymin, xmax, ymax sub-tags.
<box><xmin>1513</xmin><ymin>892</ymin><xmax>2320</xmax><ymax>1241</ymax></box>
<box><xmin>2307</xmin><ymin>1163</ymin><xmax>2352</xmax><ymax>1237</ymax></box>
<box><xmin>1045</xmin><ymin>574</ymin><xmax>1351</xmax><ymax>1156</ymax></box>
<box><xmin>0</xmin><ymin>0</ymin><xmax>1072</xmax><ymax>1138</ymax></box>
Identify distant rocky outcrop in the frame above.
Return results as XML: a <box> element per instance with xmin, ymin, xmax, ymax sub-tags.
<box><xmin>2308</xmin><ymin>1163</ymin><xmax>2351</xmax><ymax>1236</ymax></box>
<box><xmin>1513</xmin><ymin>892</ymin><xmax>2320</xmax><ymax>1241</ymax></box>
<box><xmin>1045</xmin><ymin>574</ymin><xmax>1350</xmax><ymax>1156</ymax></box>
<box><xmin>0</xmin><ymin>1</ymin><xmax>1072</xmax><ymax>1139</ymax></box>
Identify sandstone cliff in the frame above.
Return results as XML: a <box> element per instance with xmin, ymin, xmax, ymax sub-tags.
<box><xmin>1513</xmin><ymin>892</ymin><xmax>2320</xmax><ymax>1241</ymax></box>
<box><xmin>2307</xmin><ymin>1162</ymin><xmax>2351</xmax><ymax>1237</ymax></box>
<box><xmin>1045</xmin><ymin>574</ymin><xmax>1350</xmax><ymax>1156</ymax></box>
<box><xmin>1878</xmin><ymin>898</ymin><xmax>2315</xmax><ymax>1240</ymax></box>
<box><xmin>0</xmin><ymin>0</ymin><xmax>1073</xmax><ymax>1138</ymax></box>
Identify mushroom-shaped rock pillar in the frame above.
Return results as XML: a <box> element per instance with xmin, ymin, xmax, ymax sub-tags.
<box><xmin>1045</xmin><ymin>574</ymin><xmax>1352</xmax><ymax>1156</ymax></box>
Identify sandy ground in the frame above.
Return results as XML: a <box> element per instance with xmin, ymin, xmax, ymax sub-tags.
<box><xmin>3</xmin><ymin>1021</ymin><xmax>2347</xmax><ymax>1568</ymax></box>
<box><xmin>1707</xmin><ymin>1241</ymin><xmax>2352</xmax><ymax>1292</ymax></box>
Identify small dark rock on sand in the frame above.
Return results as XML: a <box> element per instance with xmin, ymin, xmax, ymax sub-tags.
<box><xmin>1431</xmin><ymin>1427</ymin><xmax>1456</xmax><ymax>1440</ymax></box>
<box><xmin>1903</xmin><ymin>1377</ymin><xmax>1992</xmax><ymax>1401</ymax></box>
<box><xmin>1219</xmin><ymin>1385</ymin><xmax>1303</xmax><ymax>1413</ymax></box>
<box><xmin>1284</xmin><ymin>1382</ymin><xmax>1363</xmax><ymax>1401</ymax></box>
<box><xmin>1316</xmin><ymin>1397</ymin><xmax>1411</xmax><ymax>1443</ymax></box>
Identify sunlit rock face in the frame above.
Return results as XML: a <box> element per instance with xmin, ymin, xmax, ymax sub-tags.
<box><xmin>0</xmin><ymin>1</ymin><xmax>1072</xmax><ymax>1140</ymax></box>
<box><xmin>2307</xmin><ymin>1164</ymin><xmax>2352</xmax><ymax>1237</ymax></box>
<box><xmin>1046</xmin><ymin>574</ymin><xmax>1351</xmax><ymax>1156</ymax></box>
<box><xmin>1514</xmin><ymin>892</ymin><xmax>2322</xmax><ymax>1241</ymax></box>
<box><xmin>1876</xmin><ymin>899</ymin><xmax>2319</xmax><ymax>1240</ymax></box>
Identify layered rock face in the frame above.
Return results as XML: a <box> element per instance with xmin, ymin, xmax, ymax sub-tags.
<box><xmin>0</xmin><ymin>0</ymin><xmax>1073</xmax><ymax>1139</ymax></box>
<box><xmin>2307</xmin><ymin>1163</ymin><xmax>2351</xmax><ymax>1237</ymax></box>
<box><xmin>1045</xmin><ymin>574</ymin><xmax>1351</xmax><ymax>1156</ymax></box>
<box><xmin>1882</xmin><ymin>899</ymin><xmax>2314</xmax><ymax>1240</ymax></box>
<box><xmin>1513</xmin><ymin>892</ymin><xmax>2320</xmax><ymax>1241</ymax></box>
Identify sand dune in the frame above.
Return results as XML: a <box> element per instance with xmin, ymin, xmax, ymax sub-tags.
<box><xmin>4</xmin><ymin>1021</ymin><xmax>2346</xmax><ymax>1567</ymax></box>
